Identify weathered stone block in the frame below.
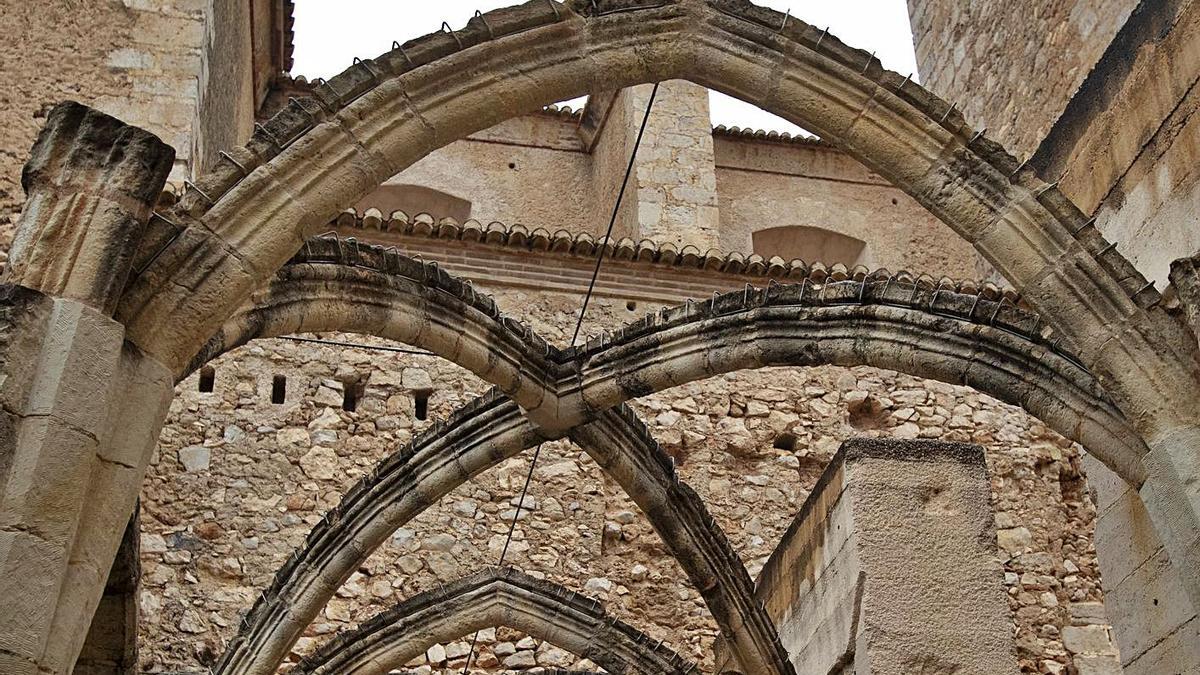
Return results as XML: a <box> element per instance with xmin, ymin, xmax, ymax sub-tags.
<box><xmin>5</xmin><ymin>102</ymin><xmax>173</xmax><ymax>316</ymax></box>
<box><xmin>749</xmin><ymin>438</ymin><xmax>1019</xmax><ymax>675</ymax></box>
<box><xmin>0</xmin><ymin>416</ymin><xmax>97</xmax><ymax>542</ymax></box>
<box><xmin>1062</xmin><ymin>625</ymin><xmax>1117</xmax><ymax>655</ymax></box>
<box><xmin>20</xmin><ymin>299</ymin><xmax>124</xmax><ymax>436</ymax></box>
<box><xmin>1084</xmin><ymin>454</ymin><xmax>1200</xmax><ymax>673</ymax></box>
<box><xmin>0</xmin><ymin>529</ymin><xmax>65</xmax><ymax>662</ymax></box>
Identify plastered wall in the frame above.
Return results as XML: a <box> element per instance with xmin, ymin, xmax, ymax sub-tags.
<box><xmin>713</xmin><ymin>136</ymin><xmax>977</xmax><ymax>277</ymax></box>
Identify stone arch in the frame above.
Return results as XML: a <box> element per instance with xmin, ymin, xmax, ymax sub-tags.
<box><xmin>112</xmin><ymin>0</ymin><xmax>1196</xmax><ymax>451</ymax></box>
<box><xmin>567</xmin><ymin>279</ymin><xmax>1149</xmax><ymax>484</ymax></box>
<box><xmin>198</xmin><ymin>251</ymin><xmax>1149</xmax><ymax>675</ymax></box>
<box><xmin>292</xmin><ymin>567</ymin><xmax>697</xmax><ymax>675</ymax></box>
<box><xmin>213</xmin><ymin>392</ymin><xmax>537</xmax><ymax>675</ymax></box>
<box><xmin>212</xmin><ymin>392</ymin><xmax>789</xmax><ymax>675</ymax></box>
<box><xmin>196</xmin><ymin>241</ymin><xmax>1147</xmax><ymax>483</ymax></box>
<box><xmin>185</xmin><ymin>237</ymin><xmax>557</xmax><ymax>413</ymax></box>
<box><xmin>69</xmin><ymin>0</ymin><xmax>1198</xmax><ymax>628</ymax></box>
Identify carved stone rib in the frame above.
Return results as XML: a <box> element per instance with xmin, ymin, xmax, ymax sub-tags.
<box><xmin>292</xmin><ymin>567</ymin><xmax>696</xmax><ymax>675</ymax></box>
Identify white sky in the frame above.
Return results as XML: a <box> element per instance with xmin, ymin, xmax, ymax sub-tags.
<box><xmin>292</xmin><ymin>0</ymin><xmax>920</xmax><ymax>135</ymax></box>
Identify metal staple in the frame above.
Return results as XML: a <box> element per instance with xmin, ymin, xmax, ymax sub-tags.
<box><xmin>254</xmin><ymin>122</ymin><xmax>281</xmax><ymax>148</ymax></box>
<box><xmin>861</xmin><ymin>50</ymin><xmax>875</xmax><ymax>74</ymax></box>
<box><xmin>474</xmin><ymin>9</ymin><xmax>495</xmax><ymax>39</ymax></box>
<box><xmin>442</xmin><ymin>21</ymin><xmax>463</xmax><ymax>49</ymax></box>
<box><xmin>219</xmin><ymin>150</ymin><xmax>248</xmax><ymax>176</ymax></box>
<box><xmin>392</xmin><ymin>41</ymin><xmax>414</xmax><ymax>68</ymax></box>
<box><xmin>183</xmin><ymin>180</ymin><xmax>214</xmax><ymax>205</ymax></box>
<box><xmin>1073</xmin><ymin>217</ymin><xmax>1097</xmax><ymax>236</ymax></box>
<box><xmin>940</xmin><ymin>102</ymin><xmax>957</xmax><ymax>124</ymax></box>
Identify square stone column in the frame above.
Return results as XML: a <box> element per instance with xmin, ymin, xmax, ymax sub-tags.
<box><xmin>750</xmin><ymin>438</ymin><xmax>1020</xmax><ymax>675</ymax></box>
<box><xmin>587</xmin><ymin>80</ymin><xmax>721</xmax><ymax>249</ymax></box>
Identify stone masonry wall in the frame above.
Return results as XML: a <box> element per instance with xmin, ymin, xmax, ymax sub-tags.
<box><xmin>1030</xmin><ymin>0</ymin><xmax>1200</xmax><ymax>288</ymax></box>
<box><xmin>195</xmin><ymin>0</ymin><xmax>258</xmax><ymax>175</ymax></box>
<box><xmin>357</xmin><ymin>110</ymin><xmax>973</xmax><ymax>278</ymax></box>
<box><xmin>0</xmin><ymin>0</ymin><xmax>214</xmax><ymax>263</ymax></box>
<box><xmin>908</xmin><ymin>0</ymin><xmax>1138</xmax><ymax>158</ymax></box>
<box><xmin>628</xmin><ymin>81</ymin><xmax>722</xmax><ymax>249</ymax></box>
<box><xmin>377</xmin><ymin>112</ymin><xmax>599</xmax><ymax>238</ymax></box>
<box><xmin>139</xmin><ymin>278</ymin><xmax>1114</xmax><ymax>674</ymax></box>
<box><xmin>713</xmin><ymin>135</ymin><xmax>977</xmax><ymax>277</ymax></box>
<box><xmin>0</xmin><ymin>0</ymin><xmax>130</xmax><ymax>266</ymax></box>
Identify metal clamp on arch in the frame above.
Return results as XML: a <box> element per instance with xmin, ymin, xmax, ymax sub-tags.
<box><xmin>442</xmin><ymin>21</ymin><xmax>464</xmax><ymax>49</ymax></box>
<box><xmin>392</xmin><ymin>41</ymin><xmax>415</xmax><ymax>69</ymax></box>
<box><xmin>776</xmin><ymin>8</ymin><xmax>791</xmax><ymax>34</ymax></box>
<box><xmin>967</xmin><ymin>290</ymin><xmax>984</xmax><ymax>320</ymax></box>
<box><xmin>219</xmin><ymin>150</ymin><xmax>249</xmax><ymax>176</ymax></box>
<box><xmin>254</xmin><ymin>122</ymin><xmax>282</xmax><ymax>149</ymax></box>
<box><xmin>814</xmin><ymin>25</ymin><xmax>829</xmax><ymax>48</ymax></box>
<box><xmin>182</xmin><ymin>180</ymin><xmax>214</xmax><ymax>206</ymax></box>
<box><xmin>940</xmin><ymin>101</ymin><xmax>958</xmax><ymax>125</ymax></box>
<box><xmin>353</xmin><ymin>56</ymin><xmax>380</xmax><ymax>83</ymax></box>
<box><xmin>133</xmin><ymin>214</ymin><xmax>186</xmax><ymax>277</ymax></box>
<box><xmin>474</xmin><ymin>10</ymin><xmax>495</xmax><ymax>39</ymax></box>
<box><xmin>860</xmin><ymin>50</ymin><xmax>876</xmax><ymax>75</ymax></box>
<box><xmin>1073</xmin><ymin>217</ymin><xmax>1098</xmax><ymax>236</ymax></box>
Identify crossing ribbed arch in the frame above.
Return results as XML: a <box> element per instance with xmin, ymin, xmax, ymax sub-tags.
<box><xmin>210</xmin><ymin>391</ymin><xmax>791</xmax><ymax>675</ymax></box>
<box><xmin>198</xmin><ymin>244</ymin><xmax>1148</xmax><ymax>675</ymax></box>
<box><xmin>110</xmin><ymin>0</ymin><xmax>1200</xmax><ymax>607</ymax></box>
<box><xmin>196</xmin><ymin>240</ymin><xmax>1147</xmax><ymax>484</ymax></box>
<box><xmin>113</xmin><ymin>0</ymin><xmax>1197</xmax><ymax>448</ymax></box>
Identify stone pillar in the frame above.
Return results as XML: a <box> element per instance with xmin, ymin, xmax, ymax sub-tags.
<box><xmin>73</xmin><ymin>513</ymin><xmax>139</xmax><ymax>675</ymax></box>
<box><xmin>588</xmin><ymin>80</ymin><xmax>721</xmax><ymax>249</ymax></box>
<box><xmin>0</xmin><ymin>102</ymin><xmax>174</xmax><ymax>675</ymax></box>
<box><xmin>1083</xmin><ymin>454</ymin><xmax>1200</xmax><ymax>674</ymax></box>
<box><xmin>749</xmin><ymin>438</ymin><xmax>1019</xmax><ymax>675</ymax></box>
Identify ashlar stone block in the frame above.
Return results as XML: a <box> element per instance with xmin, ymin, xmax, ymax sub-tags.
<box><xmin>750</xmin><ymin>438</ymin><xmax>1020</xmax><ymax>675</ymax></box>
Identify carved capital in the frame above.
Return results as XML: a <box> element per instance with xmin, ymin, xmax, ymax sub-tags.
<box><xmin>4</xmin><ymin>102</ymin><xmax>174</xmax><ymax>316</ymax></box>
